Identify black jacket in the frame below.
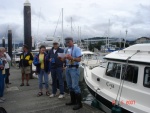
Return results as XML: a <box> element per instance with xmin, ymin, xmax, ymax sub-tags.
<box><xmin>19</xmin><ymin>52</ymin><xmax>33</xmax><ymax>67</ymax></box>
<box><xmin>48</xmin><ymin>47</ymin><xmax>64</xmax><ymax>69</ymax></box>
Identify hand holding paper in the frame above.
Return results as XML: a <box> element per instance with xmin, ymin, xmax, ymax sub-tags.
<box><xmin>58</xmin><ymin>53</ymin><xmax>66</xmax><ymax>58</ymax></box>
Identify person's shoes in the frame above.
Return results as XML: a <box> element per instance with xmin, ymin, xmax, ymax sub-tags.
<box><xmin>26</xmin><ymin>83</ymin><xmax>30</xmax><ymax>86</ymax></box>
<box><xmin>49</xmin><ymin>94</ymin><xmax>56</xmax><ymax>98</ymax></box>
<box><xmin>37</xmin><ymin>92</ymin><xmax>43</xmax><ymax>97</ymax></box>
<box><xmin>20</xmin><ymin>83</ymin><xmax>24</xmax><ymax>86</ymax></box>
<box><xmin>46</xmin><ymin>91</ymin><xmax>50</xmax><ymax>96</ymax></box>
<box><xmin>73</xmin><ymin>93</ymin><xmax>82</xmax><ymax>110</ymax></box>
<box><xmin>0</xmin><ymin>99</ymin><xmax>4</xmax><ymax>103</ymax></box>
<box><xmin>58</xmin><ymin>94</ymin><xmax>64</xmax><ymax>99</ymax></box>
<box><xmin>0</xmin><ymin>97</ymin><xmax>5</xmax><ymax>101</ymax></box>
<box><xmin>66</xmin><ymin>91</ymin><xmax>76</xmax><ymax>105</ymax></box>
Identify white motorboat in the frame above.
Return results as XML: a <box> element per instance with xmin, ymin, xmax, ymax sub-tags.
<box><xmin>35</xmin><ymin>36</ymin><xmax>62</xmax><ymax>49</ymax></box>
<box><xmin>79</xmin><ymin>50</ymin><xmax>102</xmax><ymax>82</ymax></box>
<box><xmin>84</xmin><ymin>44</ymin><xmax>150</xmax><ymax>113</ymax></box>
<box><xmin>81</xmin><ymin>51</ymin><xmax>101</xmax><ymax>68</ymax></box>
<box><xmin>12</xmin><ymin>52</ymin><xmax>22</xmax><ymax>67</ymax></box>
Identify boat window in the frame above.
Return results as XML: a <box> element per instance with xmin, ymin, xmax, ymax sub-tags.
<box><xmin>143</xmin><ymin>67</ymin><xmax>150</xmax><ymax>88</ymax></box>
<box><xmin>106</xmin><ymin>62</ymin><xmax>121</xmax><ymax>79</ymax></box>
<box><xmin>122</xmin><ymin>65</ymin><xmax>138</xmax><ymax>83</ymax></box>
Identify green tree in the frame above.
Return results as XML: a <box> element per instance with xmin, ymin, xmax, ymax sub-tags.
<box><xmin>94</xmin><ymin>41</ymin><xmax>105</xmax><ymax>50</ymax></box>
<box><xmin>88</xmin><ymin>42</ymin><xmax>94</xmax><ymax>51</ymax></box>
<box><xmin>114</xmin><ymin>42</ymin><xmax>129</xmax><ymax>48</ymax></box>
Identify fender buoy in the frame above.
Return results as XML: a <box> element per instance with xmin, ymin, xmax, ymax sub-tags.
<box><xmin>111</xmin><ymin>105</ymin><xmax>122</xmax><ymax>113</ymax></box>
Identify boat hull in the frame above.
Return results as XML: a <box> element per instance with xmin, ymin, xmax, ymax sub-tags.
<box><xmin>86</xmin><ymin>85</ymin><xmax>132</xmax><ymax>113</ymax></box>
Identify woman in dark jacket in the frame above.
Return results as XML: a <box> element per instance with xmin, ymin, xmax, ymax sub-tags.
<box><xmin>33</xmin><ymin>45</ymin><xmax>50</xmax><ymax>96</ymax></box>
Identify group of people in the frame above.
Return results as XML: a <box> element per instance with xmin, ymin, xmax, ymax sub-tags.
<box><xmin>19</xmin><ymin>37</ymin><xmax>82</xmax><ymax>110</ymax></box>
<box><xmin>0</xmin><ymin>47</ymin><xmax>11</xmax><ymax>103</ymax></box>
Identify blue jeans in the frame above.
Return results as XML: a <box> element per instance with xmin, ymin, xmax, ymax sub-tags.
<box><xmin>65</xmin><ymin>67</ymin><xmax>81</xmax><ymax>94</ymax></box>
<box><xmin>38</xmin><ymin>69</ymin><xmax>49</xmax><ymax>90</ymax></box>
<box><xmin>0</xmin><ymin>74</ymin><xmax>5</xmax><ymax>97</ymax></box>
<box><xmin>51</xmin><ymin>67</ymin><xmax>64</xmax><ymax>94</ymax></box>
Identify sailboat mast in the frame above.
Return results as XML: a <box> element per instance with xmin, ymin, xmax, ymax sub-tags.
<box><xmin>105</xmin><ymin>31</ymin><xmax>107</xmax><ymax>49</ymax></box>
<box><xmin>124</xmin><ymin>30</ymin><xmax>128</xmax><ymax>48</ymax></box>
<box><xmin>120</xmin><ymin>31</ymin><xmax>122</xmax><ymax>49</ymax></box>
<box><xmin>108</xmin><ymin>19</ymin><xmax>110</xmax><ymax>48</ymax></box>
<box><xmin>71</xmin><ymin>17</ymin><xmax>72</xmax><ymax>36</ymax></box>
<box><xmin>80</xmin><ymin>27</ymin><xmax>82</xmax><ymax>47</ymax></box>
<box><xmin>87</xmin><ymin>37</ymin><xmax>88</xmax><ymax>50</ymax></box>
<box><xmin>78</xmin><ymin>26</ymin><xmax>79</xmax><ymax>45</ymax></box>
<box><xmin>61</xmin><ymin>8</ymin><xmax>64</xmax><ymax>47</ymax></box>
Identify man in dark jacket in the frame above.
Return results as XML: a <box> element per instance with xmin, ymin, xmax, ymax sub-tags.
<box><xmin>19</xmin><ymin>44</ymin><xmax>33</xmax><ymax>86</ymax></box>
<box><xmin>48</xmin><ymin>41</ymin><xmax>64</xmax><ymax>98</ymax></box>
<box><xmin>33</xmin><ymin>45</ymin><xmax>50</xmax><ymax>96</ymax></box>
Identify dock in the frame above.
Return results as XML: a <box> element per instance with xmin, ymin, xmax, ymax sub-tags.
<box><xmin>0</xmin><ymin>67</ymin><xmax>103</xmax><ymax>113</ymax></box>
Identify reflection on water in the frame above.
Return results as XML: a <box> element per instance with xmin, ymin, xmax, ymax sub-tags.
<box><xmin>80</xmin><ymin>81</ymin><xmax>103</xmax><ymax>111</ymax></box>
<box><xmin>80</xmin><ymin>81</ymin><xmax>94</xmax><ymax>104</ymax></box>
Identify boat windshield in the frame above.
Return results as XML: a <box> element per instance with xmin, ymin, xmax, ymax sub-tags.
<box><xmin>106</xmin><ymin>62</ymin><xmax>139</xmax><ymax>83</ymax></box>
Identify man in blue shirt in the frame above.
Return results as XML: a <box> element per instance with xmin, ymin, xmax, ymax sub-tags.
<box><xmin>60</xmin><ymin>37</ymin><xmax>82</xmax><ymax>110</ymax></box>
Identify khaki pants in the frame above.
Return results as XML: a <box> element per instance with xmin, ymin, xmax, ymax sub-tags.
<box><xmin>21</xmin><ymin>66</ymin><xmax>31</xmax><ymax>74</ymax></box>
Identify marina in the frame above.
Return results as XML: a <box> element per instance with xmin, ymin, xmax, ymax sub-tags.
<box><xmin>0</xmin><ymin>0</ymin><xmax>150</xmax><ymax>113</ymax></box>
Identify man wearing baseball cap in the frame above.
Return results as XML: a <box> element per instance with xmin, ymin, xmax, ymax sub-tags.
<box><xmin>48</xmin><ymin>40</ymin><xmax>64</xmax><ymax>98</ymax></box>
<box><xmin>60</xmin><ymin>37</ymin><xmax>82</xmax><ymax>110</ymax></box>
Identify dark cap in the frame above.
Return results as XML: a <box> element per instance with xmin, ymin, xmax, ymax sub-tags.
<box><xmin>65</xmin><ymin>37</ymin><xmax>73</xmax><ymax>41</ymax></box>
<box><xmin>23</xmin><ymin>44</ymin><xmax>29</xmax><ymax>49</ymax></box>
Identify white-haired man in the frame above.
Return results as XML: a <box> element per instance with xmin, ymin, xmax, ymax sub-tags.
<box><xmin>48</xmin><ymin>41</ymin><xmax>65</xmax><ymax>98</ymax></box>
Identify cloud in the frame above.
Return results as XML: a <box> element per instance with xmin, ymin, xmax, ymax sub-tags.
<box><xmin>32</xmin><ymin>8</ymin><xmax>45</xmax><ymax>21</ymax></box>
<box><xmin>0</xmin><ymin>0</ymin><xmax>150</xmax><ymax>43</ymax></box>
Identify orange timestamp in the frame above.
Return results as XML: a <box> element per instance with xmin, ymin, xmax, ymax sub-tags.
<box><xmin>112</xmin><ymin>100</ymin><xmax>136</xmax><ymax>105</ymax></box>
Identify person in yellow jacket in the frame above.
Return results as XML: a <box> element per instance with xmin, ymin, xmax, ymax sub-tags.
<box><xmin>19</xmin><ymin>44</ymin><xmax>33</xmax><ymax>86</ymax></box>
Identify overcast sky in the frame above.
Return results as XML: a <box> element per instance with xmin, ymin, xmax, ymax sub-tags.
<box><xmin>0</xmin><ymin>0</ymin><xmax>150</xmax><ymax>42</ymax></box>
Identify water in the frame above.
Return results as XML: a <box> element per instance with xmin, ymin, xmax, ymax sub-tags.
<box><xmin>79</xmin><ymin>55</ymin><xmax>105</xmax><ymax>111</ymax></box>
<box><xmin>80</xmin><ymin>81</ymin><xmax>95</xmax><ymax>105</ymax></box>
<box><xmin>79</xmin><ymin>81</ymin><xmax>104</xmax><ymax>111</ymax></box>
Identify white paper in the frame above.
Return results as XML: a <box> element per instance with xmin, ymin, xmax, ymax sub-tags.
<box><xmin>58</xmin><ymin>53</ymin><xmax>66</xmax><ymax>58</ymax></box>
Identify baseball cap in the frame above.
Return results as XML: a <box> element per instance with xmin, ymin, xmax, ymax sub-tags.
<box><xmin>23</xmin><ymin>44</ymin><xmax>29</xmax><ymax>49</ymax></box>
<box><xmin>65</xmin><ymin>37</ymin><xmax>73</xmax><ymax>41</ymax></box>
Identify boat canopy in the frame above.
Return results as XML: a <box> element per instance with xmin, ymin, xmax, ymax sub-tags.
<box><xmin>104</xmin><ymin>44</ymin><xmax>150</xmax><ymax>64</ymax></box>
